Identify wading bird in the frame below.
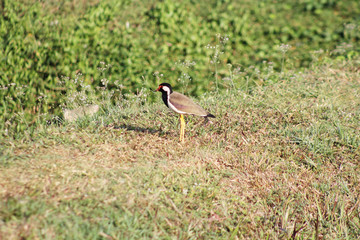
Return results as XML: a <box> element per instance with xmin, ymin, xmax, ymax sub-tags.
<box><xmin>155</xmin><ymin>83</ymin><xmax>215</xmax><ymax>142</ymax></box>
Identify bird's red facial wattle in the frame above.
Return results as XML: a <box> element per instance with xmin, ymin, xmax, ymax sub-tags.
<box><xmin>156</xmin><ymin>85</ymin><xmax>163</xmax><ymax>91</ymax></box>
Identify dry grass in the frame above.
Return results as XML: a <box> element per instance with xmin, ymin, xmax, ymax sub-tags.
<box><xmin>1</xmin><ymin>59</ymin><xmax>360</xmax><ymax>239</ymax></box>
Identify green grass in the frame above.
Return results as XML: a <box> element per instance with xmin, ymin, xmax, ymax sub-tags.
<box><xmin>2</xmin><ymin>0</ymin><xmax>360</xmax><ymax>133</ymax></box>
<box><xmin>2</xmin><ymin>1</ymin><xmax>359</xmax><ymax>238</ymax></box>
<box><xmin>1</xmin><ymin>58</ymin><xmax>359</xmax><ymax>239</ymax></box>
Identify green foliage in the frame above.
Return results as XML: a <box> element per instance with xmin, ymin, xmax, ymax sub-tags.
<box><xmin>1</xmin><ymin>0</ymin><xmax>360</xmax><ymax>136</ymax></box>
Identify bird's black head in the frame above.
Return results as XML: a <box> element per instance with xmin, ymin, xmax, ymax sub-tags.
<box><xmin>155</xmin><ymin>83</ymin><xmax>173</xmax><ymax>94</ymax></box>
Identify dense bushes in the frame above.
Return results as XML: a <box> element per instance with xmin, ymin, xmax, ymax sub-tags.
<box><xmin>1</xmin><ymin>0</ymin><xmax>359</xmax><ymax>134</ymax></box>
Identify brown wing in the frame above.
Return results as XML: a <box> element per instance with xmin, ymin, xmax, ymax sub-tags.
<box><xmin>169</xmin><ymin>92</ymin><xmax>208</xmax><ymax>116</ymax></box>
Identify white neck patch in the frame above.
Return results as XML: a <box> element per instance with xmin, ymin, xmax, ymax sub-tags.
<box><xmin>162</xmin><ymin>86</ymin><xmax>171</xmax><ymax>94</ymax></box>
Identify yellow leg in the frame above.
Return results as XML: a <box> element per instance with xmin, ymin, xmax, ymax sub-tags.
<box><xmin>179</xmin><ymin>114</ymin><xmax>185</xmax><ymax>142</ymax></box>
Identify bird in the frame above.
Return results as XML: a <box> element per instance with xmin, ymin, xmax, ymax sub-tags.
<box><xmin>155</xmin><ymin>83</ymin><xmax>215</xmax><ymax>142</ymax></box>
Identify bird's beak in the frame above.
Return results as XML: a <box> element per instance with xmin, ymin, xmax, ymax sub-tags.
<box><xmin>155</xmin><ymin>86</ymin><xmax>162</xmax><ymax>92</ymax></box>
<box><xmin>150</xmin><ymin>86</ymin><xmax>160</xmax><ymax>92</ymax></box>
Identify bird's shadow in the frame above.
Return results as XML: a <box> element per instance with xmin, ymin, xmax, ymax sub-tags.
<box><xmin>114</xmin><ymin>124</ymin><xmax>157</xmax><ymax>133</ymax></box>
<box><xmin>112</xmin><ymin>123</ymin><xmax>171</xmax><ymax>136</ymax></box>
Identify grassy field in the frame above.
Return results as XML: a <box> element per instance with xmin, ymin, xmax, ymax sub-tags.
<box><xmin>1</xmin><ymin>0</ymin><xmax>360</xmax><ymax>239</ymax></box>
<box><xmin>1</xmin><ymin>58</ymin><xmax>359</xmax><ymax>239</ymax></box>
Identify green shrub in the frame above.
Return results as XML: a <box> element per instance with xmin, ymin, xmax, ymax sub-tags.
<box><xmin>1</xmin><ymin>0</ymin><xmax>359</xmax><ymax>136</ymax></box>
